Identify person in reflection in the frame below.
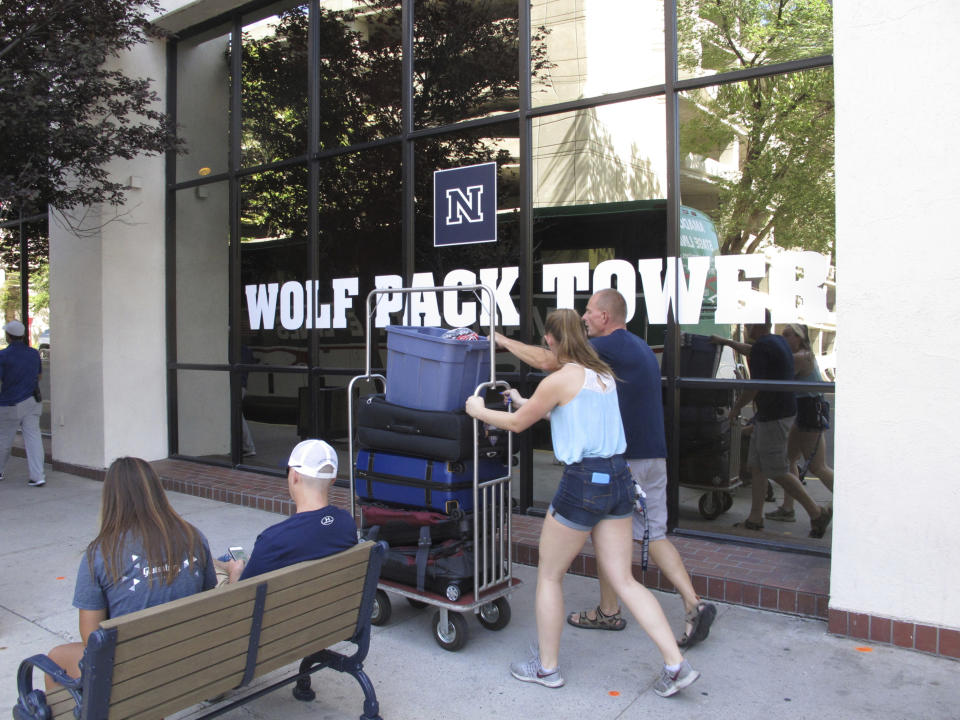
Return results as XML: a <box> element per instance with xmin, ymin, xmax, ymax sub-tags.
<box><xmin>711</xmin><ymin>312</ymin><xmax>832</xmax><ymax>538</ymax></box>
<box><xmin>240</xmin><ymin>343</ymin><xmax>257</xmax><ymax>457</ymax></box>
<box><xmin>46</xmin><ymin>458</ymin><xmax>216</xmax><ymax>688</ymax></box>
<box><xmin>218</xmin><ymin>439</ymin><xmax>356</xmax><ymax>583</ymax></box>
<box><xmin>765</xmin><ymin>323</ymin><xmax>834</xmax><ymax>522</ymax></box>
<box><xmin>468</xmin><ymin>309</ymin><xmax>700</xmax><ymax>697</ymax></box>
<box><xmin>495</xmin><ymin>288</ymin><xmax>716</xmax><ymax>649</ymax></box>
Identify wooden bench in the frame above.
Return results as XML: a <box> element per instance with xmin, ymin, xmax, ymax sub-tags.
<box><xmin>13</xmin><ymin>541</ymin><xmax>386</xmax><ymax>720</ymax></box>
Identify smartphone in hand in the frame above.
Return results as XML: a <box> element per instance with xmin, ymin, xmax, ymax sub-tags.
<box><xmin>228</xmin><ymin>546</ymin><xmax>248</xmax><ymax>564</ymax></box>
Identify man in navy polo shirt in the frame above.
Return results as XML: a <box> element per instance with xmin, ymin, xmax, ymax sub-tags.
<box><xmin>0</xmin><ymin>320</ymin><xmax>46</xmax><ymax>487</ymax></box>
<box><xmin>219</xmin><ymin>439</ymin><xmax>357</xmax><ymax>583</ymax></box>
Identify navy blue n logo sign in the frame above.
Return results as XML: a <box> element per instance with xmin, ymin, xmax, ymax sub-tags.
<box><xmin>434</xmin><ymin>162</ymin><xmax>497</xmax><ymax>247</ymax></box>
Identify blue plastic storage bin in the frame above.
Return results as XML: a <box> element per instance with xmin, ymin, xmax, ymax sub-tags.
<box><xmin>385</xmin><ymin>326</ymin><xmax>491</xmax><ymax>411</ymax></box>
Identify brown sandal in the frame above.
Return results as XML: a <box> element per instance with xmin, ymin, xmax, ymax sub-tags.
<box><xmin>566</xmin><ymin>605</ymin><xmax>626</xmax><ymax>631</ymax></box>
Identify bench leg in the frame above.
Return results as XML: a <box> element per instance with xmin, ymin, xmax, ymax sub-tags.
<box><xmin>292</xmin><ymin>650</ymin><xmax>381</xmax><ymax>720</ymax></box>
<box><xmin>350</xmin><ymin>664</ymin><xmax>381</xmax><ymax>720</ymax></box>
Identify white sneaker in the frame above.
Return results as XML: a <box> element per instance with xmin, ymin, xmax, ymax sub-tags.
<box><xmin>28</xmin><ymin>478</ymin><xmax>46</xmax><ymax>487</ymax></box>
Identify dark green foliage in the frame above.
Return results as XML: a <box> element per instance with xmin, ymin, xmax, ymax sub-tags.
<box><xmin>678</xmin><ymin>0</ymin><xmax>834</xmax><ymax>256</ymax></box>
<box><xmin>0</xmin><ymin>0</ymin><xmax>181</xmax><ymax>217</ymax></box>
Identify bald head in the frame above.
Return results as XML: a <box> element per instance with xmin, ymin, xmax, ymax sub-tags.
<box><xmin>583</xmin><ymin>288</ymin><xmax>628</xmax><ymax>337</ymax></box>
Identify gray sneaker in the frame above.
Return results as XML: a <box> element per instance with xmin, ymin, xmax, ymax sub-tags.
<box><xmin>653</xmin><ymin>659</ymin><xmax>700</xmax><ymax>697</ymax></box>
<box><xmin>28</xmin><ymin>477</ymin><xmax>46</xmax><ymax>487</ymax></box>
<box><xmin>510</xmin><ymin>653</ymin><xmax>564</xmax><ymax>688</ymax></box>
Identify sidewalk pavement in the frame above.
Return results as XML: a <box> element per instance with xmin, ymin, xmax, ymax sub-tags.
<box><xmin>1</xmin><ymin>458</ymin><xmax>956</xmax><ymax>720</ymax></box>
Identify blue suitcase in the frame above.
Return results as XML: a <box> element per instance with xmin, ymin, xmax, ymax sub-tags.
<box><xmin>355</xmin><ymin>449</ymin><xmax>508</xmax><ymax>514</ymax></box>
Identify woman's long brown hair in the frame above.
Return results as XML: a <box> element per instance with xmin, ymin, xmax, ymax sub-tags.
<box><xmin>544</xmin><ymin>308</ymin><xmax>615</xmax><ymax>378</ymax></box>
<box><xmin>88</xmin><ymin>457</ymin><xmax>205</xmax><ymax>585</ymax></box>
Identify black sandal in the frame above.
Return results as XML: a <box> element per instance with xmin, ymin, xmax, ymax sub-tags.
<box><xmin>678</xmin><ymin>602</ymin><xmax>717</xmax><ymax>648</ymax></box>
<box><xmin>566</xmin><ymin>605</ymin><xmax>626</xmax><ymax>631</ymax></box>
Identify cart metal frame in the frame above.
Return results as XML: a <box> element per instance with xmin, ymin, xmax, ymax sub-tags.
<box><xmin>346</xmin><ymin>284</ymin><xmax>519</xmax><ymax>650</ymax></box>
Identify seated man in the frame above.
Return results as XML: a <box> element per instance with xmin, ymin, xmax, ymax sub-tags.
<box><xmin>222</xmin><ymin>439</ymin><xmax>357</xmax><ymax>582</ymax></box>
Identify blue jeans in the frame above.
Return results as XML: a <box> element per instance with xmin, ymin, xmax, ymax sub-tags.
<box><xmin>549</xmin><ymin>455</ymin><xmax>634</xmax><ymax>531</ymax></box>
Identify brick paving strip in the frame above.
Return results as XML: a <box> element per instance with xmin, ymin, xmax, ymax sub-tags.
<box><xmin>151</xmin><ymin>458</ymin><xmax>830</xmax><ymax>620</ymax></box>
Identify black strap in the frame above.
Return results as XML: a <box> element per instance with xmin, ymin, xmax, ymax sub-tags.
<box><xmin>240</xmin><ymin>583</ymin><xmax>268</xmax><ymax>688</ymax></box>
<box><xmin>415</xmin><ymin>526</ymin><xmax>432</xmax><ymax>591</ymax></box>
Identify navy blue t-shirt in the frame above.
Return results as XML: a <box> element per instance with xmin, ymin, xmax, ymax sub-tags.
<box><xmin>240</xmin><ymin>506</ymin><xmax>358</xmax><ymax>580</ymax></box>
<box><xmin>0</xmin><ymin>341</ymin><xmax>41</xmax><ymax>406</ymax></box>
<box><xmin>748</xmin><ymin>334</ymin><xmax>797</xmax><ymax>421</ymax></box>
<box><xmin>590</xmin><ymin>329</ymin><xmax>667</xmax><ymax>460</ymax></box>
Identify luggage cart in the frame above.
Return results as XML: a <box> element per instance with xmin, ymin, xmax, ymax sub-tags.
<box><xmin>679</xmin><ymin>413</ymin><xmax>744</xmax><ymax>519</ymax></box>
<box><xmin>678</xmin><ymin>364</ymin><xmax>748</xmax><ymax>520</ymax></box>
<box><xmin>347</xmin><ymin>284</ymin><xmax>520</xmax><ymax>652</ymax></box>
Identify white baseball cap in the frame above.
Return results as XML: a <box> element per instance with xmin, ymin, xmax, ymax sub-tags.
<box><xmin>287</xmin><ymin>439</ymin><xmax>338</xmax><ymax>480</ymax></box>
<box><xmin>3</xmin><ymin>320</ymin><xmax>25</xmax><ymax>337</ymax></box>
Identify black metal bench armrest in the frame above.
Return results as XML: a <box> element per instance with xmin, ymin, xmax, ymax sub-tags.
<box><xmin>14</xmin><ymin>654</ymin><xmax>82</xmax><ymax>720</ymax></box>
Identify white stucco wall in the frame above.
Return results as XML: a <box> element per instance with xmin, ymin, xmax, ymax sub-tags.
<box><xmin>832</xmin><ymin>0</ymin><xmax>960</xmax><ymax>628</ymax></box>
<box><xmin>49</xmin><ymin>40</ymin><xmax>169</xmax><ymax>467</ymax></box>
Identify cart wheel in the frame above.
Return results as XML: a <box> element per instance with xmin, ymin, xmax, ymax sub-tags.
<box><xmin>371</xmin><ymin>589</ymin><xmax>392</xmax><ymax>626</ymax></box>
<box><xmin>407</xmin><ymin>598</ymin><xmax>428</xmax><ymax>609</ymax></box>
<box><xmin>432</xmin><ymin>611</ymin><xmax>468</xmax><ymax>651</ymax></box>
<box><xmin>477</xmin><ymin>597</ymin><xmax>511</xmax><ymax>631</ymax></box>
<box><xmin>721</xmin><ymin>492</ymin><xmax>734</xmax><ymax>512</ymax></box>
<box><xmin>698</xmin><ymin>492</ymin><xmax>723</xmax><ymax>520</ymax></box>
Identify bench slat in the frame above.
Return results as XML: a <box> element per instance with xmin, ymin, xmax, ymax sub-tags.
<box><xmin>43</xmin><ymin>687</ymin><xmax>76</xmax><ymax>720</ymax></box>
<box><xmin>110</xmin><ymin>562</ymin><xmax>366</xmax><ymax>665</ymax></box>
<box><xmin>107</xmin><ymin>612</ymin><xmax>360</xmax><ymax>719</ymax></box>
<box><xmin>108</xmin><ymin>579</ymin><xmax>364</xmax><ymax>700</ymax></box>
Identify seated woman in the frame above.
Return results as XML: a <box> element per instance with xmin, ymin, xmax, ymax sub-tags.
<box><xmin>466</xmin><ymin>309</ymin><xmax>699</xmax><ymax>698</ymax></box>
<box><xmin>46</xmin><ymin>457</ymin><xmax>216</xmax><ymax>687</ymax></box>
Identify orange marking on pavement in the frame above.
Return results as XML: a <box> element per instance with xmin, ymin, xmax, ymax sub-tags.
<box><xmin>56</xmin><ymin>576</ymin><xmax>65</xmax><ymax>580</ymax></box>
<box><xmin>855</xmin><ymin>646</ymin><xmax>873</xmax><ymax>652</ymax></box>
<box><xmin>608</xmin><ymin>691</ymin><xmax>620</xmax><ymax>696</ymax></box>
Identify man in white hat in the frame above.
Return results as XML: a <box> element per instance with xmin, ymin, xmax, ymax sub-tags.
<box><xmin>0</xmin><ymin>320</ymin><xmax>46</xmax><ymax>486</ymax></box>
<box><xmin>221</xmin><ymin>439</ymin><xmax>356</xmax><ymax>582</ymax></box>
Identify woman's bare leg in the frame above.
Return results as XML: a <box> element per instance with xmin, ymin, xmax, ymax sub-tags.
<box><xmin>45</xmin><ymin>642</ymin><xmax>83</xmax><ymax>690</ymax></box>
<box><xmin>591</xmin><ymin>517</ymin><xmax>683</xmax><ymax>666</ymax></box>
<box><xmin>535</xmin><ymin>514</ymin><xmax>590</xmax><ymax>670</ymax></box>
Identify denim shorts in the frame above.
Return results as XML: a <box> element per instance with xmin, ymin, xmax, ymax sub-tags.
<box><xmin>549</xmin><ymin>455</ymin><xmax>635</xmax><ymax>532</ymax></box>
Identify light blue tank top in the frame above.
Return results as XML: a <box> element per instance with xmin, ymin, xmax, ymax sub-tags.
<box><xmin>550</xmin><ymin>365</ymin><xmax>627</xmax><ymax>464</ymax></box>
<box><xmin>795</xmin><ymin>356</ymin><xmax>823</xmax><ymax>398</ymax></box>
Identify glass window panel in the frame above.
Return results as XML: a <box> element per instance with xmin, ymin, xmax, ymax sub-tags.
<box><xmin>176</xmin><ymin>182</ymin><xmax>229</xmax><ymax>364</ymax></box>
<box><xmin>521</xmin><ymin>97</ymin><xmax>668</xmax><ymax>507</ymax></box>
<box><xmin>317</xmin><ymin>0</ymin><xmax>402</xmax><ymax>145</ymax></box>
<box><xmin>241</xmin><ymin>3</ymin><xmax>310</xmax><ymax>167</ymax></box>
<box><xmin>676</xmin><ymin>67</ymin><xmax>836</xmax><ymax>547</ymax></box>
<box><xmin>239</xmin><ymin>369</ymin><xmax>310</xmax><ymax>472</ymax></box>
<box><xmin>677</xmin><ymin>0</ymin><xmax>832</xmax><ymax>81</ymax></box>
<box><xmin>531</xmin><ymin>0</ymin><xmax>664</xmax><ymax>108</ymax></box>
<box><xmin>176</xmin><ymin>369</ymin><xmax>230</xmax><ymax>461</ymax></box>
<box><xmin>412</xmin><ymin>121</ymin><xmax>521</xmax><ymax>328</ymax></box>
<box><xmin>414</xmin><ymin>0</ymin><xmax>519</xmax><ymax>128</ymax></box>
<box><xmin>176</xmin><ymin>25</ymin><xmax>232</xmax><ymax>182</ymax></box>
<box><xmin>316</xmin><ymin>144</ymin><xmax>402</xmax><ymax>371</ymax></box>
<box><xmin>241</xmin><ymin>166</ymin><xmax>309</xmax><ymax>367</ymax></box>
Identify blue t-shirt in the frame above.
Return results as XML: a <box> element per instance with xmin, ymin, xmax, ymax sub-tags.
<box><xmin>590</xmin><ymin>330</ymin><xmax>667</xmax><ymax>460</ymax></box>
<box><xmin>73</xmin><ymin>531</ymin><xmax>216</xmax><ymax>619</ymax></box>
<box><xmin>0</xmin><ymin>341</ymin><xmax>41</xmax><ymax>406</ymax></box>
<box><xmin>748</xmin><ymin>334</ymin><xmax>797</xmax><ymax>421</ymax></box>
<box><xmin>239</xmin><ymin>506</ymin><xmax>358</xmax><ymax>580</ymax></box>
